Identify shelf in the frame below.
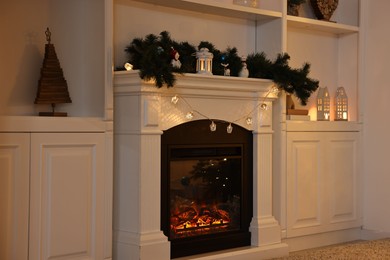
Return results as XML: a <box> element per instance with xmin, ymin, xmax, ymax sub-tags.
<box><xmin>114</xmin><ymin>70</ymin><xmax>277</xmax><ymax>99</ymax></box>
<box><xmin>128</xmin><ymin>0</ymin><xmax>282</xmax><ymax>21</ymax></box>
<box><xmin>287</xmin><ymin>15</ymin><xmax>359</xmax><ymax>35</ymax></box>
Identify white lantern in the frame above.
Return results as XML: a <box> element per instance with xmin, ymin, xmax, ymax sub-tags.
<box><xmin>317</xmin><ymin>87</ymin><xmax>330</xmax><ymax>121</ymax></box>
<box><xmin>196</xmin><ymin>48</ymin><xmax>213</xmax><ymax>75</ymax></box>
<box><xmin>335</xmin><ymin>87</ymin><xmax>348</xmax><ymax>121</ymax></box>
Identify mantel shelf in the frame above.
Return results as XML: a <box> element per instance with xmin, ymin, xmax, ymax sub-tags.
<box><xmin>287</xmin><ymin>15</ymin><xmax>359</xmax><ymax>35</ymax></box>
<box><xmin>114</xmin><ymin>70</ymin><xmax>278</xmax><ymax>100</ymax></box>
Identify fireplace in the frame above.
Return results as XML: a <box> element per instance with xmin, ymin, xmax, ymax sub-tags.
<box><xmin>161</xmin><ymin>120</ymin><xmax>253</xmax><ymax>258</ymax></box>
<box><xmin>113</xmin><ymin>71</ymin><xmax>288</xmax><ymax>260</ymax></box>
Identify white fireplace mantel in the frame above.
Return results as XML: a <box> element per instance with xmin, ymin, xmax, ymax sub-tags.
<box><xmin>113</xmin><ymin>71</ymin><xmax>288</xmax><ymax>260</ymax></box>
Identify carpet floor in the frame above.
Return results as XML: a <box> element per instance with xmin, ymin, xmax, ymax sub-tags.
<box><xmin>271</xmin><ymin>238</ymin><xmax>390</xmax><ymax>259</ymax></box>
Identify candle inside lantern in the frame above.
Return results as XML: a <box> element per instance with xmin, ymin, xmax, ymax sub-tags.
<box><xmin>343</xmin><ymin>112</ymin><xmax>347</xmax><ymax>120</ymax></box>
<box><xmin>324</xmin><ymin>113</ymin><xmax>329</xmax><ymax>120</ymax></box>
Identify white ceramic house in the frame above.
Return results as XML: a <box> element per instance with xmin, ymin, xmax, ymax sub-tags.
<box><xmin>317</xmin><ymin>87</ymin><xmax>331</xmax><ymax>121</ymax></box>
<box><xmin>335</xmin><ymin>87</ymin><xmax>348</xmax><ymax>121</ymax></box>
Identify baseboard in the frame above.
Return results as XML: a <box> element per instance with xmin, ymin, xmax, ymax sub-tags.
<box><xmin>176</xmin><ymin>243</ymin><xmax>289</xmax><ymax>260</ymax></box>
<box><xmin>360</xmin><ymin>228</ymin><xmax>390</xmax><ymax>240</ymax></box>
<box><xmin>282</xmin><ymin>228</ymin><xmax>362</xmax><ymax>252</ymax></box>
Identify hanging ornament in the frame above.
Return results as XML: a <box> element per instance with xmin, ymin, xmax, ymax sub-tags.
<box><xmin>246</xmin><ymin>117</ymin><xmax>253</xmax><ymax>125</ymax></box>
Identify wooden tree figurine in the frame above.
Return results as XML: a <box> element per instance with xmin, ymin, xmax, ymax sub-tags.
<box><xmin>35</xmin><ymin>28</ymin><xmax>72</xmax><ymax>116</ymax></box>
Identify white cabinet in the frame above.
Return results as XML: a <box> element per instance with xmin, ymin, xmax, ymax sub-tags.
<box><xmin>0</xmin><ymin>117</ymin><xmax>112</xmax><ymax>260</ymax></box>
<box><xmin>0</xmin><ymin>133</ymin><xmax>30</xmax><ymax>260</ymax></box>
<box><xmin>285</xmin><ymin>122</ymin><xmax>361</xmax><ymax>238</ymax></box>
<box><xmin>29</xmin><ymin>133</ymin><xmax>107</xmax><ymax>260</ymax></box>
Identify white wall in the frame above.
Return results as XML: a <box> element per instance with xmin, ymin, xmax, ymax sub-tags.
<box><xmin>0</xmin><ymin>0</ymin><xmax>105</xmax><ymax>117</ymax></box>
<box><xmin>0</xmin><ymin>0</ymin><xmax>49</xmax><ymax>116</ymax></box>
<box><xmin>363</xmin><ymin>0</ymin><xmax>390</xmax><ymax>235</ymax></box>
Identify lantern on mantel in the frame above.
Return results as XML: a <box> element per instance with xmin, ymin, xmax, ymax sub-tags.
<box><xmin>317</xmin><ymin>87</ymin><xmax>330</xmax><ymax>121</ymax></box>
<box><xmin>196</xmin><ymin>48</ymin><xmax>213</xmax><ymax>75</ymax></box>
<box><xmin>335</xmin><ymin>87</ymin><xmax>348</xmax><ymax>121</ymax></box>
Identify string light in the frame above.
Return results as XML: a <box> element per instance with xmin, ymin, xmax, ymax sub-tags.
<box><xmin>171</xmin><ymin>95</ymin><xmax>179</xmax><ymax>104</ymax></box>
<box><xmin>227</xmin><ymin>123</ymin><xmax>233</xmax><ymax>134</ymax></box>
<box><xmin>210</xmin><ymin>121</ymin><xmax>217</xmax><ymax>131</ymax></box>
<box><xmin>168</xmin><ymin>85</ymin><xmax>278</xmax><ymax>133</ymax></box>
<box><xmin>186</xmin><ymin>111</ymin><xmax>194</xmax><ymax>120</ymax></box>
<box><xmin>260</xmin><ymin>103</ymin><xmax>268</xmax><ymax>110</ymax></box>
<box><xmin>124</xmin><ymin>63</ymin><xmax>133</xmax><ymax>71</ymax></box>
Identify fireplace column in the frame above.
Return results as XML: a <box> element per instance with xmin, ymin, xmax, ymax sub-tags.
<box><xmin>113</xmin><ymin>91</ymin><xmax>170</xmax><ymax>260</ymax></box>
<box><xmin>250</xmin><ymin>102</ymin><xmax>283</xmax><ymax>247</ymax></box>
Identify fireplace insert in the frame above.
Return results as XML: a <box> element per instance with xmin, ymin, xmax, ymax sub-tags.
<box><xmin>161</xmin><ymin>120</ymin><xmax>253</xmax><ymax>258</ymax></box>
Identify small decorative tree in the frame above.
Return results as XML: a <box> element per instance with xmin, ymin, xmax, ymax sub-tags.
<box><xmin>287</xmin><ymin>0</ymin><xmax>306</xmax><ymax>16</ymax></box>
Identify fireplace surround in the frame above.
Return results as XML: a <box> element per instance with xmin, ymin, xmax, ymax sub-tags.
<box><xmin>113</xmin><ymin>70</ymin><xmax>288</xmax><ymax>259</ymax></box>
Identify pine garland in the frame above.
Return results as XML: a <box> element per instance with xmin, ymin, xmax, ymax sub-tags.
<box><xmin>124</xmin><ymin>31</ymin><xmax>319</xmax><ymax>105</ymax></box>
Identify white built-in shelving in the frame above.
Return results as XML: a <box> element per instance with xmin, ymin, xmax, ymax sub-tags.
<box><xmin>109</xmin><ymin>0</ymin><xmax>363</xmax><ymax>254</ymax></box>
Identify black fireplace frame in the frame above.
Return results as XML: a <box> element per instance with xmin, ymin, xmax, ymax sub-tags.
<box><xmin>161</xmin><ymin>120</ymin><xmax>253</xmax><ymax>258</ymax></box>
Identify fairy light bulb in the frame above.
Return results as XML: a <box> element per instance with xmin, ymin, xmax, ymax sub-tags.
<box><xmin>227</xmin><ymin>123</ymin><xmax>233</xmax><ymax>134</ymax></box>
<box><xmin>124</xmin><ymin>62</ymin><xmax>133</xmax><ymax>71</ymax></box>
<box><xmin>246</xmin><ymin>117</ymin><xmax>253</xmax><ymax>125</ymax></box>
<box><xmin>210</xmin><ymin>121</ymin><xmax>217</xmax><ymax>131</ymax></box>
<box><xmin>186</xmin><ymin>111</ymin><xmax>194</xmax><ymax>120</ymax></box>
<box><xmin>260</xmin><ymin>103</ymin><xmax>268</xmax><ymax>110</ymax></box>
<box><xmin>171</xmin><ymin>95</ymin><xmax>179</xmax><ymax>104</ymax></box>
<box><xmin>271</xmin><ymin>86</ymin><xmax>279</xmax><ymax>95</ymax></box>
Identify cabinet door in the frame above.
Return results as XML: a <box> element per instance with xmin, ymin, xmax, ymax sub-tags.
<box><xmin>29</xmin><ymin>133</ymin><xmax>106</xmax><ymax>260</ymax></box>
<box><xmin>326</xmin><ymin>132</ymin><xmax>361</xmax><ymax>230</ymax></box>
<box><xmin>286</xmin><ymin>131</ymin><xmax>361</xmax><ymax>237</ymax></box>
<box><xmin>0</xmin><ymin>133</ymin><xmax>30</xmax><ymax>260</ymax></box>
<box><xmin>286</xmin><ymin>132</ymin><xmax>325</xmax><ymax>237</ymax></box>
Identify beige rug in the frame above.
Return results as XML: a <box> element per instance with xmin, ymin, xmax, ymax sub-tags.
<box><xmin>272</xmin><ymin>238</ymin><xmax>390</xmax><ymax>259</ymax></box>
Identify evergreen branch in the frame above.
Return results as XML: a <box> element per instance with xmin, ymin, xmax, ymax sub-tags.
<box><xmin>124</xmin><ymin>31</ymin><xmax>319</xmax><ymax>103</ymax></box>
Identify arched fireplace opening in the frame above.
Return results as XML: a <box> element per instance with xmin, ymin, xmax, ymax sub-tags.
<box><xmin>161</xmin><ymin>119</ymin><xmax>253</xmax><ymax>258</ymax></box>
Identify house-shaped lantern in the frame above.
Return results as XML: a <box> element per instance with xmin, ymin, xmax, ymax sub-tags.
<box><xmin>196</xmin><ymin>48</ymin><xmax>213</xmax><ymax>75</ymax></box>
<box><xmin>335</xmin><ymin>87</ymin><xmax>348</xmax><ymax>121</ymax></box>
<box><xmin>317</xmin><ymin>87</ymin><xmax>330</xmax><ymax>121</ymax></box>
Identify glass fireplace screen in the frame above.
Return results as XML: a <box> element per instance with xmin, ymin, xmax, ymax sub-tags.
<box><xmin>169</xmin><ymin>146</ymin><xmax>243</xmax><ymax>239</ymax></box>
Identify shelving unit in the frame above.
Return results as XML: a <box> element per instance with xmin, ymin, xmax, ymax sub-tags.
<box><xmin>109</xmin><ymin>0</ymin><xmax>363</xmax><ymax>256</ymax></box>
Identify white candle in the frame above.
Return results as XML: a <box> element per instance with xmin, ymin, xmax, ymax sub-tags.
<box><xmin>343</xmin><ymin>112</ymin><xmax>347</xmax><ymax>120</ymax></box>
